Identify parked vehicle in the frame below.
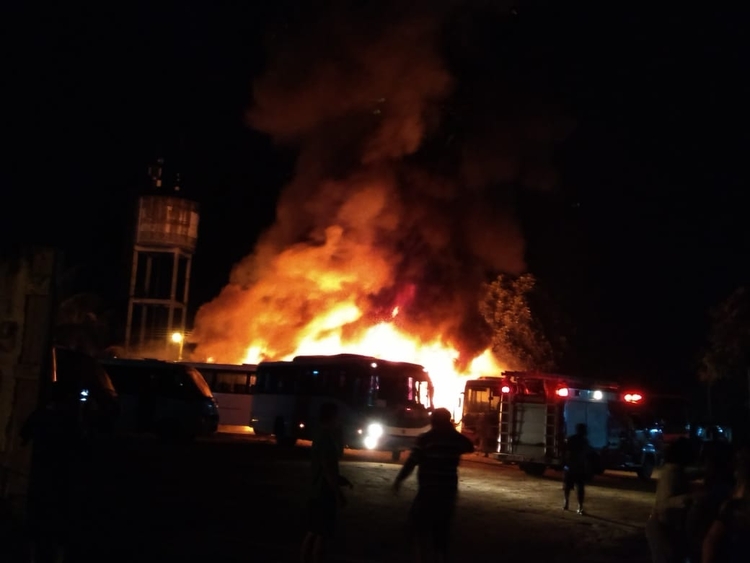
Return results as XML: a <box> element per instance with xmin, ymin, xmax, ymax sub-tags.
<box><xmin>51</xmin><ymin>346</ymin><xmax>120</xmax><ymax>436</ymax></box>
<box><xmin>181</xmin><ymin>362</ymin><xmax>257</xmax><ymax>433</ymax></box>
<box><xmin>460</xmin><ymin>372</ymin><xmax>665</xmax><ymax>480</ymax></box>
<box><xmin>100</xmin><ymin>358</ymin><xmax>218</xmax><ymax>441</ymax></box>
<box><xmin>252</xmin><ymin>354</ymin><xmax>434</xmax><ymax>460</ymax></box>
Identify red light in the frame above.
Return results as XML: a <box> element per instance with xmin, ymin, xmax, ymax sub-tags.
<box><xmin>624</xmin><ymin>393</ymin><xmax>643</xmax><ymax>403</ymax></box>
<box><xmin>501</xmin><ymin>385</ymin><xmax>510</xmax><ymax>394</ymax></box>
<box><xmin>556</xmin><ymin>387</ymin><xmax>569</xmax><ymax>397</ymax></box>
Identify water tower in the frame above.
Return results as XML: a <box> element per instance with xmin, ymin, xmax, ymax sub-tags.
<box><xmin>124</xmin><ymin>159</ymin><xmax>199</xmax><ymax>358</ymax></box>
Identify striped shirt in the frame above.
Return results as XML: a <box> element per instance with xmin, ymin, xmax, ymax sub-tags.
<box><xmin>397</xmin><ymin>427</ymin><xmax>475</xmax><ymax>492</ymax></box>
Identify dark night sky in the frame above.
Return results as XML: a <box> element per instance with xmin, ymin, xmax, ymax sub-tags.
<box><xmin>4</xmin><ymin>1</ymin><xmax>749</xmax><ymax>386</ymax></box>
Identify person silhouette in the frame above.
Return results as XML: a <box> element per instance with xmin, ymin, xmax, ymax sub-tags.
<box><xmin>20</xmin><ymin>382</ymin><xmax>84</xmax><ymax>563</ymax></box>
<box><xmin>393</xmin><ymin>408</ymin><xmax>474</xmax><ymax>563</ymax></box>
<box><xmin>563</xmin><ymin>423</ymin><xmax>591</xmax><ymax>514</ymax></box>
<box><xmin>300</xmin><ymin>402</ymin><xmax>352</xmax><ymax>563</ymax></box>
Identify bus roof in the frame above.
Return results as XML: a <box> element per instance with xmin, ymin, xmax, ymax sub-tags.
<box><xmin>100</xmin><ymin>357</ymin><xmax>170</xmax><ymax>366</ymax></box>
<box><xmin>180</xmin><ymin>361</ymin><xmax>258</xmax><ymax>371</ymax></box>
<box><xmin>288</xmin><ymin>354</ymin><xmax>425</xmax><ymax>370</ymax></box>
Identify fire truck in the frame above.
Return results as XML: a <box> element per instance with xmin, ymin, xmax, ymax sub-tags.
<box><xmin>460</xmin><ymin>372</ymin><xmax>664</xmax><ymax>480</ymax></box>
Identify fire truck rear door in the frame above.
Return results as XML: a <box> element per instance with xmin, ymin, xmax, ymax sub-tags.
<box><xmin>563</xmin><ymin>400</ymin><xmax>609</xmax><ymax>450</ymax></box>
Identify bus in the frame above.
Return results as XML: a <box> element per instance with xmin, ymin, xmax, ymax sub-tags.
<box><xmin>458</xmin><ymin>376</ymin><xmax>506</xmax><ymax>451</ymax></box>
<box><xmin>181</xmin><ymin>362</ymin><xmax>257</xmax><ymax>433</ymax></box>
<box><xmin>252</xmin><ymin>354</ymin><xmax>434</xmax><ymax>460</ymax></box>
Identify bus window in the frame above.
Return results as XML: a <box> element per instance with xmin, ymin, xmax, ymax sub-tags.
<box><xmin>253</xmin><ymin>371</ymin><xmax>267</xmax><ymax>393</ymax></box>
<box><xmin>416</xmin><ymin>380</ymin><xmax>431</xmax><ymax>408</ymax></box>
<box><xmin>213</xmin><ymin>371</ymin><xmax>250</xmax><ymax>394</ymax></box>
<box><xmin>377</xmin><ymin>375</ymin><xmax>413</xmax><ymax>407</ymax></box>
<box><xmin>367</xmin><ymin>375</ymin><xmax>379</xmax><ymax>407</ymax></box>
<box><xmin>333</xmin><ymin>370</ymin><xmax>351</xmax><ymax>401</ymax></box>
<box><xmin>297</xmin><ymin>369</ymin><xmax>315</xmax><ymax>395</ymax></box>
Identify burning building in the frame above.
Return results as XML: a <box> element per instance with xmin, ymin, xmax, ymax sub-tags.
<box><xmin>190</xmin><ymin>1</ymin><xmax>570</xmax><ymax>409</ymax></box>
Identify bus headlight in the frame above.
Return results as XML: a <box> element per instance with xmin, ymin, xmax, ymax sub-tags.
<box><xmin>367</xmin><ymin>423</ymin><xmax>384</xmax><ymax>438</ymax></box>
<box><xmin>363</xmin><ymin>435</ymin><xmax>378</xmax><ymax>450</ymax></box>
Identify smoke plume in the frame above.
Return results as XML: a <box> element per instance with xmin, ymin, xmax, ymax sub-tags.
<box><xmin>192</xmin><ymin>0</ymin><xmax>571</xmax><ymax>367</ymax></box>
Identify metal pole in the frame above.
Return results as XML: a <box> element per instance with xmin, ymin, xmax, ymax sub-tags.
<box><xmin>167</xmin><ymin>249</ymin><xmax>179</xmax><ymax>349</ymax></box>
<box><xmin>182</xmin><ymin>254</ymin><xmax>193</xmax><ymax>356</ymax></box>
<box><xmin>183</xmin><ymin>254</ymin><xmax>192</xmax><ymax>316</ymax></box>
<box><xmin>140</xmin><ymin>254</ymin><xmax>153</xmax><ymax>348</ymax></box>
<box><xmin>124</xmin><ymin>248</ymin><xmax>139</xmax><ymax>352</ymax></box>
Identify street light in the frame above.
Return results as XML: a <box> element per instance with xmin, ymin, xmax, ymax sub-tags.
<box><xmin>171</xmin><ymin>332</ymin><xmax>184</xmax><ymax>361</ymax></box>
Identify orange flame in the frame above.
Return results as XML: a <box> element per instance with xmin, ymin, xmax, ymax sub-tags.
<box><xmin>192</xmin><ymin>220</ymin><xmax>507</xmax><ymax>412</ymax></box>
<box><xmin>239</xmin><ymin>320</ymin><xmax>503</xmax><ymax>412</ymax></box>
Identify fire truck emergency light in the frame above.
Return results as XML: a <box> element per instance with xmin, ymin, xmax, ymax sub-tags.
<box><xmin>624</xmin><ymin>393</ymin><xmax>643</xmax><ymax>403</ymax></box>
<box><xmin>501</xmin><ymin>385</ymin><xmax>511</xmax><ymax>394</ymax></box>
<box><xmin>555</xmin><ymin>387</ymin><xmax>569</xmax><ymax>397</ymax></box>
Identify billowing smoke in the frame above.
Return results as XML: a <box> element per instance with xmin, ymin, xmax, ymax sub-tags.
<box><xmin>192</xmin><ymin>0</ymin><xmax>570</xmax><ymax>367</ymax></box>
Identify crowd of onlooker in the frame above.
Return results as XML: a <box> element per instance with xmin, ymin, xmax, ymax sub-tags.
<box><xmin>646</xmin><ymin>437</ymin><xmax>749</xmax><ymax>563</ymax></box>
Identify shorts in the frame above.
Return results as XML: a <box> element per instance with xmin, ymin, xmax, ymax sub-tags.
<box><xmin>563</xmin><ymin>470</ymin><xmax>585</xmax><ymax>491</ymax></box>
<box><xmin>409</xmin><ymin>490</ymin><xmax>457</xmax><ymax>551</ymax></box>
<box><xmin>307</xmin><ymin>492</ymin><xmax>337</xmax><ymax>538</ymax></box>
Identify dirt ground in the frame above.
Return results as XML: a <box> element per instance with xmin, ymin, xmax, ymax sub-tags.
<box><xmin>224</xmin><ymin>437</ymin><xmax>656</xmax><ymax>563</ymax></box>
<box><xmin>2</xmin><ymin>434</ymin><xmax>658</xmax><ymax>562</ymax></box>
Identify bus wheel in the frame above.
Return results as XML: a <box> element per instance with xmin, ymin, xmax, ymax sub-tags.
<box><xmin>273</xmin><ymin>416</ymin><xmax>295</xmax><ymax>447</ymax></box>
<box><xmin>519</xmin><ymin>462</ymin><xmax>546</xmax><ymax>477</ymax></box>
<box><xmin>637</xmin><ymin>456</ymin><xmax>655</xmax><ymax>481</ymax></box>
<box><xmin>391</xmin><ymin>450</ymin><xmax>401</xmax><ymax>462</ymax></box>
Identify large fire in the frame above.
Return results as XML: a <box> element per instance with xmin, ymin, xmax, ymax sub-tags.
<box><xmin>191</xmin><ymin>212</ymin><xmax>509</xmax><ymax>414</ymax></box>
<box><xmin>195</xmin><ymin>272</ymin><xmax>505</xmax><ymax>413</ymax></box>
<box><xmin>188</xmin><ymin>3</ymin><xmax>545</xmax><ymax>413</ymax></box>
<box><xmin>243</xmin><ymin>315</ymin><xmax>503</xmax><ymax>412</ymax></box>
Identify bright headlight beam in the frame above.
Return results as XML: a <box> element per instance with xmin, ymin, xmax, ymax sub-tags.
<box><xmin>367</xmin><ymin>423</ymin><xmax>384</xmax><ymax>438</ymax></box>
<box><xmin>363</xmin><ymin>435</ymin><xmax>378</xmax><ymax>450</ymax></box>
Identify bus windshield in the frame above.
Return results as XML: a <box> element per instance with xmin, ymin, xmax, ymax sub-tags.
<box><xmin>373</xmin><ymin>364</ymin><xmax>431</xmax><ymax>409</ymax></box>
<box><xmin>464</xmin><ymin>380</ymin><xmax>504</xmax><ymax>413</ymax></box>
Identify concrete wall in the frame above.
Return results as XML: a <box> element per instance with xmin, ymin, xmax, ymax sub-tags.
<box><xmin>0</xmin><ymin>247</ymin><xmax>58</xmax><ymax>511</ymax></box>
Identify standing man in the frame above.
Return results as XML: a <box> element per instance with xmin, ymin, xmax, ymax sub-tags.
<box><xmin>563</xmin><ymin>422</ymin><xmax>591</xmax><ymax>515</ymax></box>
<box><xmin>393</xmin><ymin>408</ymin><xmax>474</xmax><ymax>563</ymax></box>
<box><xmin>20</xmin><ymin>382</ymin><xmax>84</xmax><ymax>563</ymax></box>
<box><xmin>301</xmin><ymin>402</ymin><xmax>352</xmax><ymax>563</ymax></box>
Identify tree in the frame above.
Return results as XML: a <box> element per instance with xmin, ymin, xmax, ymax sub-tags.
<box><xmin>701</xmin><ymin>286</ymin><xmax>750</xmax><ymax>382</ymax></box>
<box><xmin>479</xmin><ymin>273</ymin><xmax>567</xmax><ymax>371</ymax></box>
<box><xmin>700</xmin><ymin>286</ymin><xmax>750</xmax><ymax>442</ymax></box>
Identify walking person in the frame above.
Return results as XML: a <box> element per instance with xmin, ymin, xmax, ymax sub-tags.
<box><xmin>685</xmin><ymin>441</ymin><xmax>735</xmax><ymax>563</ymax></box>
<box><xmin>562</xmin><ymin>422</ymin><xmax>591</xmax><ymax>515</ymax></box>
<box><xmin>392</xmin><ymin>407</ymin><xmax>474</xmax><ymax>563</ymax></box>
<box><xmin>702</xmin><ymin>448</ymin><xmax>750</xmax><ymax>563</ymax></box>
<box><xmin>645</xmin><ymin>437</ymin><xmax>694</xmax><ymax>563</ymax></box>
<box><xmin>300</xmin><ymin>402</ymin><xmax>352</xmax><ymax>563</ymax></box>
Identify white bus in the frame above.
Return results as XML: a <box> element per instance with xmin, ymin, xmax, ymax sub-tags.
<box><xmin>252</xmin><ymin>354</ymin><xmax>434</xmax><ymax>460</ymax></box>
<box><xmin>180</xmin><ymin>362</ymin><xmax>257</xmax><ymax>433</ymax></box>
